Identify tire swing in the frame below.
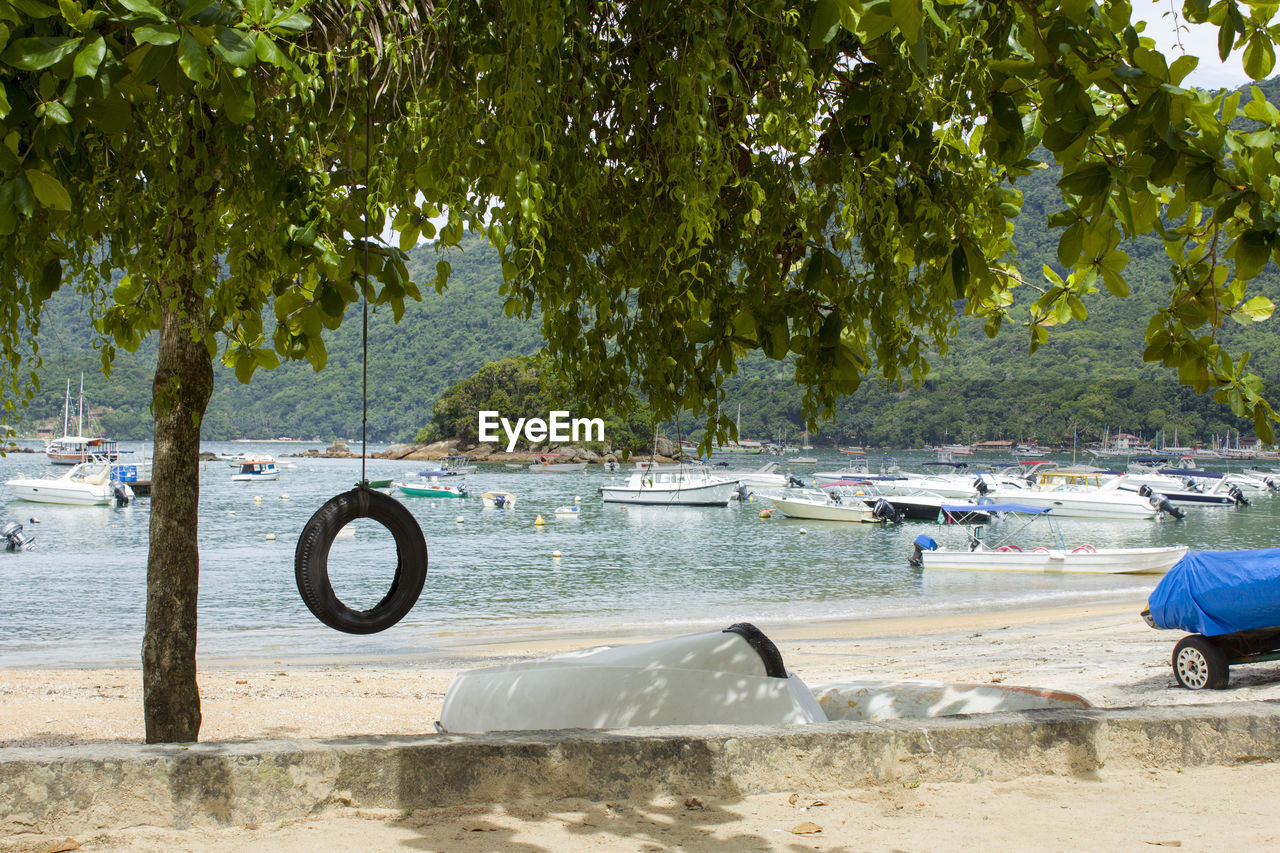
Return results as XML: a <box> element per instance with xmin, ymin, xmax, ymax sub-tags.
<box><xmin>294</xmin><ymin>93</ymin><xmax>428</xmax><ymax>634</ymax></box>
<box><xmin>295</xmin><ymin>486</ymin><xmax>427</xmax><ymax>634</ymax></box>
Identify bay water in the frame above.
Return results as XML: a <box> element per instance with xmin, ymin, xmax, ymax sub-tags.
<box><xmin>1</xmin><ymin>442</ymin><xmax>1276</xmax><ymax>667</ymax></box>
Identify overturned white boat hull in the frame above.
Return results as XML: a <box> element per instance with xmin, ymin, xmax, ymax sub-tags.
<box><xmin>440</xmin><ymin>625</ymin><xmax>824</xmax><ymax>732</ymax></box>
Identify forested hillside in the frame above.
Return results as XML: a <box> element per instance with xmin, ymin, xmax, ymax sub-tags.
<box><xmin>14</xmin><ymin>80</ymin><xmax>1280</xmax><ymax>446</ymax></box>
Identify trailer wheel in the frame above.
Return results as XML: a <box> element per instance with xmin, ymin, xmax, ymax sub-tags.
<box><xmin>1172</xmin><ymin>635</ymin><xmax>1229</xmax><ymax>690</ymax></box>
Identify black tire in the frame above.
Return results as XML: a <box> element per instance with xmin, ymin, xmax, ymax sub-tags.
<box><xmin>295</xmin><ymin>486</ymin><xmax>427</xmax><ymax>634</ymax></box>
<box><xmin>1172</xmin><ymin>635</ymin><xmax>1230</xmax><ymax>690</ymax></box>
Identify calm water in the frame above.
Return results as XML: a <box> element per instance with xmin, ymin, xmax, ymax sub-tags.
<box><xmin>0</xmin><ymin>442</ymin><xmax>1277</xmax><ymax>666</ymax></box>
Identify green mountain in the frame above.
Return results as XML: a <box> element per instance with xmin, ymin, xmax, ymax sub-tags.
<box><xmin>13</xmin><ymin>79</ymin><xmax>1280</xmax><ymax>447</ymax></box>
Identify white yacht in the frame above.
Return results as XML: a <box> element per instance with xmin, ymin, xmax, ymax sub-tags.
<box><xmin>599</xmin><ymin>464</ymin><xmax>738</xmax><ymax>506</ymax></box>
<box><xmin>5</xmin><ymin>461</ymin><xmax>133</xmax><ymax>506</ymax></box>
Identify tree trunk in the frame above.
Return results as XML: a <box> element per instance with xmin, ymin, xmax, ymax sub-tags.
<box><xmin>141</xmin><ymin>274</ymin><xmax>214</xmax><ymax>743</ymax></box>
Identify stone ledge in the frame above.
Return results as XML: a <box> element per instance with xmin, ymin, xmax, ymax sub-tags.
<box><xmin>2</xmin><ymin>702</ymin><xmax>1277</xmax><ymax>835</ymax></box>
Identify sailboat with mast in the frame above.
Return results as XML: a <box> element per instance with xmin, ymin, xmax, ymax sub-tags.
<box><xmin>44</xmin><ymin>375</ymin><xmax>120</xmax><ymax>465</ymax></box>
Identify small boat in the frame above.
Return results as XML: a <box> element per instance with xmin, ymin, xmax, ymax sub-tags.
<box><xmin>554</xmin><ymin>502</ymin><xmax>581</xmax><ymax>517</ymax></box>
<box><xmin>5</xmin><ymin>461</ymin><xmax>133</xmax><ymax>506</ymax></box>
<box><xmin>529</xmin><ymin>453</ymin><xmax>588</xmax><ymax>473</ymax></box>
<box><xmin>598</xmin><ymin>464</ymin><xmax>738</xmax><ymax>506</ymax></box>
<box><xmin>442</xmin><ymin>454</ymin><xmax>478</xmax><ymax>475</ymax></box>
<box><xmin>397</xmin><ymin>480</ymin><xmax>468</xmax><ymax>498</ymax></box>
<box><xmin>765</xmin><ymin>488</ymin><xmax>899</xmax><ymax>523</ymax></box>
<box><xmin>230</xmin><ymin>460</ymin><xmax>280</xmax><ymax>481</ymax></box>
<box><xmin>481</xmin><ymin>490</ymin><xmax>516</xmax><ymax>508</ymax></box>
<box><xmin>788</xmin><ymin>456</ymin><xmax>818</xmax><ymax>465</ymax></box>
<box><xmin>725</xmin><ymin>461</ymin><xmax>790</xmax><ymax>488</ymax></box>
<box><xmin>438</xmin><ymin>623</ymin><xmax>1089</xmax><ymax>733</ymax></box>
<box><xmin>908</xmin><ymin>504</ymin><xmax>1187</xmax><ymax>573</ymax></box>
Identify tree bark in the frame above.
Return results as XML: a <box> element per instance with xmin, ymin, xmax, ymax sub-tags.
<box><xmin>141</xmin><ymin>275</ymin><xmax>214</xmax><ymax>743</ymax></box>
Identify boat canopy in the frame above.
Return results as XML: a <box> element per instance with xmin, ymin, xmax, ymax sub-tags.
<box><xmin>1159</xmin><ymin>466</ymin><xmax>1223</xmax><ymax>479</ymax></box>
<box><xmin>943</xmin><ymin>503</ymin><xmax>1049</xmax><ymax>514</ymax></box>
<box><xmin>1147</xmin><ymin>549</ymin><xmax>1280</xmax><ymax>636</ymax></box>
<box><xmin>922</xmin><ymin>461</ymin><xmax>968</xmax><ymax>468</ymax></box>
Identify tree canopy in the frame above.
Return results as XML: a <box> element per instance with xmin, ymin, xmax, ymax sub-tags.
<box><xmin>4</xmin><ymin>0</ymin><xmax>1280</xmax><ymax>741</ymax></box>
<box><xmin>426</xmin><ymin>0</ymin><xmax>1280</xmax><ymax>445</ymax></box>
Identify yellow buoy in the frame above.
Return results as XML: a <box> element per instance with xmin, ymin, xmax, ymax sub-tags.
<box><xmin>265</xmin><ymin>533</ymin><xmax>276</xmax><ymax>541</ymax></box>
<box><xmin>534</xmin><ymin>515</ymin><xmax>546</xmax><ymax>526</ymax></box>
<box><xmin>552</xmin><ymin>550</ymin><xmax>562</xmax><ymax>558</ymax></box>
<box><xmin>759</xmin><ymin>510</ymin><xmax>772</xmax><ymax>518</ymax></box>
<box><xmin>456</xmin><ymin>515</ymin><xmax>465</xmax><ymax>523</ymax></box>
<box><xmin>280</xmin><ymin>494</ymin><xmax>290</xmax><ymax>500</ymax></box>
<box><xmin>253</xmin><ymin>495</ymin><xmax>262</xmax><ymax>503</ymax></box>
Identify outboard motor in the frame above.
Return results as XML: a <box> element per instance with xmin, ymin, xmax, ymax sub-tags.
<box><xmin>787</xmin><ymin>473</ymin><xmax>807</xmax><ymax>489</ymax></box>
<box><xmin>1264</xmin><ymin>476</ymin><xmax>1278</xmax><ymax>493</ymax></box>
<box><xmin>1182</xmin><ymin>478</ymin><xmax>1201</xmax><ymax>493</ymax></box>
<box><xmin>111</xmin><ymin>480</ymin><xmax>131</xmax><ymax>507</ymax></box>
<box><xmin>1</xmin><ymin>521</ymin><xmax>34</xmax><ymax>551</ymax></box>
<box><xmin>872</xmin><ymin>498</ymin><xmax>902</xmax><ymax>524</ymax></box>
<box><xmin>736</xmin><ymin>482</ymin><xmax>752</xmax><ymax>501</ymax></box>
<box><xmin>1149</xmin><ymin>493</ymin><xmax>1185</xmax><ymax>520</ymax></box>
<box><xmin>1137</xmin><ymin>484</ymin><xmax>1152</xmax><ymax>498</ymax></box>
<box><xmin>907</xmin><ymin>534</ymin><xmax>937</xmax><ymax>567</ymax></box>
<box><xmin>973</xmin><ymin>477</ymin><xmax>989</xmax><ymax>496</ymax></box>
<box><xmin>1228</xmin><ymin>484</ymin><xmax>1249</xmax><ymax>506</ymax></box>
<box><xmin>493</xmin><ymin>494</ymin><xmax>508</xmax><ymax>508</ymax></box>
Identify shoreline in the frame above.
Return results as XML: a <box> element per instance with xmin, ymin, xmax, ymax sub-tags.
<box><xmin>5</xmin><ymin>598</ymin><xmax>1280</xmax><ymax>748</ymax></box>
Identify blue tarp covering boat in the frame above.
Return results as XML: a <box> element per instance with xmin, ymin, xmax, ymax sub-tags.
<box><xmin>1147</xmin><ymin>549</ymin><xmax>1280</xmax><ymax>636</ymax></box>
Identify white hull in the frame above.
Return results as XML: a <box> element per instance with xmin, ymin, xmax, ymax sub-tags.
<box><xmin>600</xmin><ymin>480</ymin><xmax>737</xmax><ymax>505</ymax></box>
<box><xmin>923</xmin><ymin>545</ymin><xmax>1187</xmax><ymax>574</ymax></box>
<box><xmin>767</xmin><ymin>494</ymin><xmax>878</xmax><ymax>522</ymax></box>
<box><xmin>5</xmin><ymin>482</ymin><xmax>113</xmax><ymax>505</ymax></box>
<box><xmin>5</xmin><ymin>462</ymin><xmax>131</xmax><ymax>506</ymax></box>
<box><xmin>529</xmin><ymin>462</ymin><xmax>588</xmax><ymax>473</ymax></box>
<box><xmin>987</xmin><ymin>488</ymin><xmax>1156</xmax><ymax>519</ymax></box>
<box><xmin>231</xmin><ymin>472</ymin><xmax>280</xmax><ymax>481</ymax></box>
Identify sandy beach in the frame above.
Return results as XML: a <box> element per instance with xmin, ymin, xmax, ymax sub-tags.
<box><xmin>3</xmin><ymin>600</ymin><xmax>1279</xmax><ymax>850</ymax></box>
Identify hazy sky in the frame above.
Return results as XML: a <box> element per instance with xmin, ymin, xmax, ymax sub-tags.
<box><xmin>1136</xmin><ymin>0</ymin><xmax>1251</xmax><ymax>89</ymax></box>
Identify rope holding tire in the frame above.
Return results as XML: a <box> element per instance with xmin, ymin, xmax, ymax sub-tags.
<box><xmin>295</xmin><ymin>484</ymin><xmax>427</xmax><ymax>634</ymax></box>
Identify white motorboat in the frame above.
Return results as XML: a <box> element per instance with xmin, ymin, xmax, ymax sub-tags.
<box><xmin>788</xmin><ymin>456</ymin><xmax>818</xmax><ymax>464</ymax></box>
<box><xmin>439</xmin><ymin>623</ymin><xmax>1089</xmax><ymax>733</ymax></box>
<box><xmin>980</xmin><ymin>475</ymin><xmax>1163</xmax><ymax>519</ymax></box>
<box><xmin>908</xmin><ymin>504</ymin><xmax>1187</xmax><ymax>573</ymax></box>
<box><xmin>230</xmin><ymin>459</ymin><xmax>280</xmax><ymax>481</ymax></box>
<box><xmin>765</xmin><ymin>488</ymin><xmax>896</xmax><ymax>523</ymax></box>
<box><xmin>529</xmin><ymin>453</ymin><xmax>588</xmax><ymax>473</ymax></box>
<box><xmin>481</xmin><ymin>490</ymin><xmax>516</xmax><ymax>508</ymax></box>
<box><xmin>5</xmin><ymin>461</ymin><xmax>133</xmax><ymax>506</ymax></box>
<box><xmin>598</xmin><ymin>464</ymin><xmax>738</xmax><ymax>506</ymax></box>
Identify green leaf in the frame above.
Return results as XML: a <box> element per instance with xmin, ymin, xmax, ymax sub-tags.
<box><xmin>24</xmin><ymin>169</ymin><xmax>71</xmax><ymax>211</ymax></box>
<box><xmin>1057</xmin><ymin>222</ymin><xmax>1082</xmax><ymax>267</ymax></box>
<box><xmin>1101</xmin><ymin>266</ymin><xmax>1129</xmax><ymax>297</ymax></box>
<box><xmin>0</xmin><ymin>84</ymin><xmax>9</xmax><ymax>119</ymax></box>
<box><xmin>177</xmin><ymin>30</ymin><xmax>210</xmax><ymax>84</ymax></box>
<box><xmin>807</xmin><ymin>0</ymin><xmax>841</xmax><ymax>48</ymax></box>
<box><xmin>218</xmin><ymin>68</ymin><xmax>254</xmax><ymax>122</ymax></box>
<box><xmin>211</xmin><ymin>27</ymin><xmax>256</xmax><ymax>67</ymax></box>
<box><xmin>42</xmin><ymin>100</ymin><xmax>71</xmax><ymax>124</ymax></box>
<box><xmin>72</xmin><ymin>34</ymin><xmax>105</xmax><ymax>77</ymax></box>
<box><xmin>34</xmin><ymin>257</ymin><xmax>61</xmax><ymax>300</ymax></box>
<box><xmin>819</xmin><ymin>311</ymin><xmax>842</xmax><ymax>347</ymax></box>
<box><xmin>685</xmin><ymin>320</ymin><xmax>714</xmax><ymax>344</ymax></box>
<box><xmin>117</xmin><ymin>0</ymin><xmax>167</xmax><ymax>20</ymax></box>
<box><xmin>1239</xmin><ymin>295</ymin><xmax>1275</xmax><ymax>322</ymax></box>
<box><xmin>889</xmin><ymin>0</ymin><xmax>922</xmax><ymax>42</ymax></box>
<box><xmin>1057</xmin><ymin>163</ymin><xmax>1111</xmax><ymax>198</ymax></box>
<box><xmin>1243</xmin><ymin>32</ymin><xmax>1275</xmax><ymax>81</ymax></box>
<box><xmin>1255</xmin><ymin>406</ymin><xmax>1274</xmax><ymax>445</ymax></box>
<box><xmin>1</xmin><ymin>36</ymin><xmax>81</xmax><ymax>70</ymax></box>
<box><xmin>1233</xmin><ymin>231</ymin><xmax>1271</xmax><ymax>279</ymax></box>
<box><xmin>135</xmin><ymin>23</ymin><xmax>179</xmax><ymax>46</ymax></box>
<box><xmin>8</xmin><ymin>0</ymin><xmax>58</xmax><ymax>19</ymax></box>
